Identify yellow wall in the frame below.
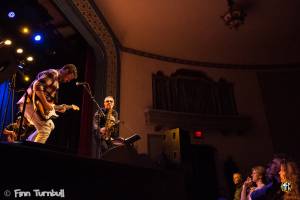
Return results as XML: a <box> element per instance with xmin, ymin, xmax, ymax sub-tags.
<box><xmin>119</xmin><ymin>52</ymin><xmax>273</xmax><ymax>190</ymax></box>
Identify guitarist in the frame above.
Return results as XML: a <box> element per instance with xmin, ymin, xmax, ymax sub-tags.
<box><xmin>17</xmin><ymin>64</ymin><xmax>78</xmax><ymax>144</ymax></box>
<box><xmin>1</xmin><ymin>116</ymin><xmax>35</xmax><ymax>142</ymax></box>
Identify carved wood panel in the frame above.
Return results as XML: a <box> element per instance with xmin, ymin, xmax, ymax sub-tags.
<box><xmin>152</xmin><ymin>69</ymin><xmax>237</xmax><ymax>115</ymax></box>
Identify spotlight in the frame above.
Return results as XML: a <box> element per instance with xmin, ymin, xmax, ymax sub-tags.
<box><xmin>34</xmin><ymin>35</ymin><xmax>41</xmax><ymax>41</ymax></box>
<box><xmin>26</xmin><ymin>56</ymin><xmax>34</xmax><ymax>62</ymax></box>
<box><xmin>16</xmin><ymin>48</ymin><xmax>23</xmax><ymax>54</ymax></box>
<box><xmin>21</xmin><ymin>27</ymin><xmax>30</xmax><ymax>34</ymax></box>
<box><xmin>18</xmin><ymin>65</ymin><xmax>24</xmax><ymax>69</ymax></box>
<box><xmin>4</xmin><ymin>39</ymin><xmax>12</xmax><ymax>46</ymax></box>
<box><xmin>33</xmin><ymin>33</ymin><xmax>43</xmax><ymax>43</ymax></box>
<box><xmin>8</xmin><ymin>11</ymin><xmax>15</xmax><ymax>18</ymax></box>
<box><xmin>24</xmin><ymin>75</ymin><xmax>30</xmax><ymax>82</ymax></box>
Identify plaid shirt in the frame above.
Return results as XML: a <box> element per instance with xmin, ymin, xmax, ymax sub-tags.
<box><xmin>34</xmin><ymin>69</ymin><xmax>60</xmax><ymax>102</ymax></box>
<box><xmin>18</xmin><ymin>69</ymin><xmax>60</xmax><ymax>104</ymax></box>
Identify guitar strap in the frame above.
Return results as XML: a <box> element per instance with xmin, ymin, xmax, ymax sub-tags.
<box><xmin>32</xmin><ymin>80</ymin><xmax>38</xmax><ymax>111</ymax></box>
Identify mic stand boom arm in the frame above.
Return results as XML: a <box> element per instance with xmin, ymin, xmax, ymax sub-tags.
<box><xmin>82</xmin><ymin>83</ymin><xmax>104</xmax><ymax>117</ymax></box>
<box><xmin>81</xmin><ymin>83</ymin><xmax>106</xmax><ymax>159</ymax></box>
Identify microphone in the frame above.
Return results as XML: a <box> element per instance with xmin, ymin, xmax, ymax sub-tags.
<box><xmin>76</xmin><ymin>82</ymin><xmax>88</xmax><ymax>86</ymax></box>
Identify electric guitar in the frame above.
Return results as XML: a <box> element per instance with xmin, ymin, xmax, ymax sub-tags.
<box><xmin>35</xmin><ymin>100</ymin><xmax>80</xmax><ymax>120</ymax></box>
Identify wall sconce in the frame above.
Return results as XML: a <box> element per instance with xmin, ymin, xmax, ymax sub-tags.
<box><xmin>221</xmin><ymin>0</ymin><xmax>247</xmax><ymax>29</ymax></box>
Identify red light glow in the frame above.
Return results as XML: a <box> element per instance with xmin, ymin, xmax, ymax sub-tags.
<box><xmin>194</xmin><ymin>131</ymin><xmax>203</xmax><ymax>138</ymax></box>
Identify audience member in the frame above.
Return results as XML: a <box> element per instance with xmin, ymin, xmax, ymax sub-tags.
<box><xmin>279</xmin><ymin>160</ymin><xmax>300</xmax><ymax>200</ymax></box>
<box><xmin>241</xmin><ymin>166</ymin><xmax>266</xmax><ymax>200</ymax></box>
<box><xmin>250</xmin><ymin>154</ymin><xmax>285</xmax><ymax>200</ymax></box>
<box><xmin>233</xmin><ymin>172</ymin><xmax>243</xmax><ymax>200</ymax></box>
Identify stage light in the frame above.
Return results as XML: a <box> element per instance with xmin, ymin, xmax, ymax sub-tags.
<box><xmin>33</xmin><ymin>33</ymin><xmax>43</xmax><ymax>42</ymax></box>
<box><xmin>18</xmin><ymin>65</ymin><xmax>24</xmax><ymax>69</ymax></box>
<box><xmin>16</xmin><ymin>48</ymin><xmax>23</xmax><ymax>54</ymax></box>
<box><xmin>24</xmin><ymin>75</ymin><xmax>30</xmax><ymax>82</ymax></box>
<box><xmin>21</xmin><ymin>27</ymin><xmax>30</xmax><ymax>34</ymax></box>
<box><xmin>4</xmin><ymin>39</ymin><xmax>12</xmax><ymax>46</ymax></box>
<box><xmin>8</xmin><ymin>11</ymin><xmax>15</xmax><ymax>18</ymax></box>
<box><xmin>34</xmin><ymin>35</ymin><xmax>41</xmax><ymax>41</ymax></box>
<box><xmin>26</xmin><ymin>56</ymin><xmax>34</xmax><ymax>62</ymax></box>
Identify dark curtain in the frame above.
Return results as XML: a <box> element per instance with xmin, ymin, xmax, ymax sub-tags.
<box><xmin>78</xmin><ymin>48</ymin><xmax>95</xmax><ymax>156</ymax></box>
<box><xmin>0</xmin><ymin>80</ymin><xmax>16</xmax><ymax>134</ymax></box>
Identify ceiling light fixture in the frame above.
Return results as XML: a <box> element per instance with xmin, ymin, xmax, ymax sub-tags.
<box><xmin>16</xmin><ymin>48</ymin><xmax>24</xmax><ymax>54</ymax></box>
<box><xmin>4</xmin><ymin>39</ymin><xmax>12</xmax><ymax>46</ymax></box>
<box><xmin>26</xmin><ymin>56</ymin><xmax>34</xmax><ymax>62</ymax></box>
<box><xmin>221</xmin><ymin>0</ymin><xmax>248</xmax><ymax>30</ymax></box>
<box><xmin>21</xmin><ymin>27</ymin><xmax>30</xmax><ymax>34</ymax></box>
<box><xmin>8</xmin><ymin>11</ymin><xmax>16</xmax><ymax>18</ymax></box>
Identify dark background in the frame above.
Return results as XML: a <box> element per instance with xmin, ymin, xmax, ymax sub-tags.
<box><xmin>0</xmin><ymin>0</ymin><xmax>88</xmax><ymax>153</ymax></box>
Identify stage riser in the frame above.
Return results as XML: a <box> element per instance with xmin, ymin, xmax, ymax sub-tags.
<box><xmin>0</xmin><ymin>143</ymin><xmax>186</xmax><ymax>200</ymax></box>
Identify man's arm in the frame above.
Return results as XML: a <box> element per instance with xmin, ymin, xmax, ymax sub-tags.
<box><xmin>3</xmin><ymin>128</ymin><xmax>17</xmax><ymax>142</ymax></box>
<box><xmin>3</xmin><ymin>128</ymin><xmax>15</xmax><ymax>136</ymax></box>
<box><xmin>55</xmin><ymin>106</ymin><xmax>67</xmax><ymax>113</ymax></box>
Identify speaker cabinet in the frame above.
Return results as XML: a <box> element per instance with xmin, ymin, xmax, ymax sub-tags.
<box><xmin>163</xmin><ymin>128</ymin><xmax>191</xmax><ymax>164</ymax></box>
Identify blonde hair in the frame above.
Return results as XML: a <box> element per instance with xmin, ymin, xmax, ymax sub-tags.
<box><xmin>233</xmin><ymin>172</ymin><xmax>243</xmax><ymax>184</ymax></box>
<box><xmin>252</xmin><ymin>166</ymin><xmax>266</xmax><ymax>183</ymax></box>
<box><xmin>282</xmin><ymin>161</ymin><xmax>300</xmax><ymax>200</ymax></box>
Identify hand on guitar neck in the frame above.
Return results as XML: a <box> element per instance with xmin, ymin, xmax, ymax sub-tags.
<box><xmin>54</xmin><ymin>104</ymin><xmax>80</xmax><ymax>113</ymax></box>
<box><xmin>35</xmin><ymin>100</ymin><xmax>80</xmax><ymax>120</ymax></box>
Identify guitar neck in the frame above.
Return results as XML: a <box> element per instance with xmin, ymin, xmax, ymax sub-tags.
<box><xmin>54</xmin><ymin>104</ymin><xmax>72</xmax><ymax>110</ymax></box>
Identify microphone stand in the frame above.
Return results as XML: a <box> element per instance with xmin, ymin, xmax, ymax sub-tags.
<box><xmin>81</xmin><ymin>83</ymin><xmax>105</xmax><ymax>159</ymax></box>
<box><xmin>82</xmin><ymin>83</ymin><xmax>105</xmax><ymax>116</ymax></box>
<box><xmin>17</xmin><ymin>90</ymin><xmax>28</xmax><ymax>141</ymax></box>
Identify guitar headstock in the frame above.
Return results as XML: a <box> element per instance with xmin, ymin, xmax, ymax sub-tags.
<box><xmin>71</xmin><ymin>104</ymin><xmax>80</xmax><ymax>111</ymax></box>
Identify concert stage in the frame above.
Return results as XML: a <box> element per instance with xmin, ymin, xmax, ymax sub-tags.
<box><xmin>0</xmin><ymin>142</ymin><xmax>186</xmax><ymax>200</ymax></box>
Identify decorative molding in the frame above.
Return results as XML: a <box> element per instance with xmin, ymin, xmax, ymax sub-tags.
<box><xmin>66</xmin><ymin>0</ymin><xmax>300</xmax><ymax>72</ymax></box>
<box><xmin>121</xmin><ymin>46</ymin><xmax>300</xmax><ymax>70</ymax></box>
<box><xmin>71</xmin><ymin>0</ymin><xmax>120</xmax><ymax>98</ymax></box>
<box><xmin>145</xmin><ymin>109</ymin><xmax>252</xmax><ymax>133</ymax></box>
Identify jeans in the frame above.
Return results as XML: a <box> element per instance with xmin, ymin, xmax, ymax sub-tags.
<box><xmin>23</xmin><ymin>103</ymin><xmax>55</xmax><ymax>144</ymax></box>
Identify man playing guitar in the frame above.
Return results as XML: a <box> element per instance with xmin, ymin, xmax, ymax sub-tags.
<box><xmin>2</xmin><ymin>116</ymin><xmax>35</xmax><ymax>142</ymax></box>
<box><xmin>17</xmin><ymin>64</ymin><xmax>78</xmax><ymax>144</ymax></box>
